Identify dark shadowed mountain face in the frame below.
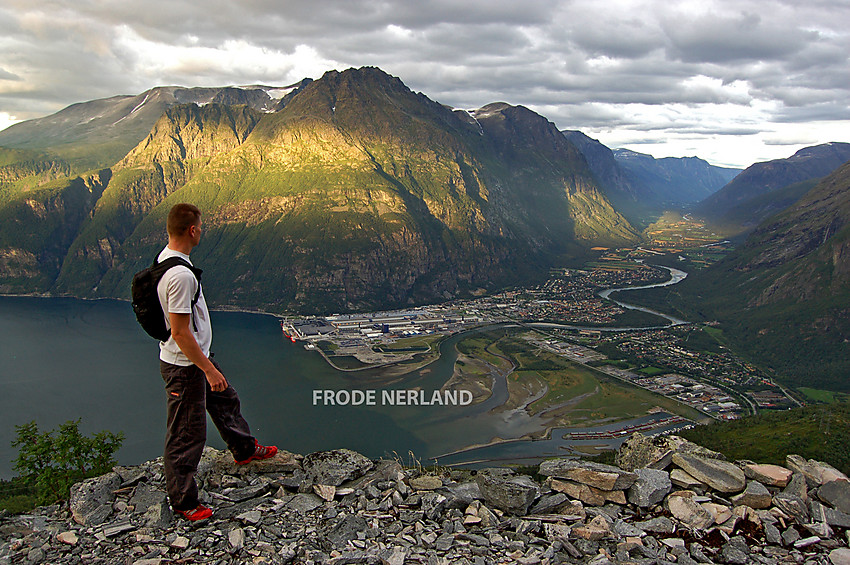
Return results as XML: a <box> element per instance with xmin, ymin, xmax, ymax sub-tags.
<box><xmin>695</xmin><ymin>142</ymin><xmax>850</xmax><ymax>233</ymax></box>
<box><xmin>632</xmin><ymin>161</ymin><xmax>850</xmax><ymax>392</ymax></box>
<box><xmin>611</xmin><ymin>148</ymin><xmax>740</xmax><ymax>207</ymax></box>
<box><xmin>0</xmin><ymin>67</ymin><xmax>637</xmax><ymax>313</ymax></box>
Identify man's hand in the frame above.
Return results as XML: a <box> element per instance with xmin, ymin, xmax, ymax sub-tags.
<box><xmin>205</xmin><ymin>366</ymin><xmax>229</xmax><ymax>392</ymax></box>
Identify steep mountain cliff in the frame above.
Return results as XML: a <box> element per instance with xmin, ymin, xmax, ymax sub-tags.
<box><xmin>696</xmin><ymin>142</ymin><xmax>850</xmax><ymax>233</ymax></box>
<box><xmin>0</xmin><ymin>67</ymin><xmax>637</xmax><ymax>312</ymax></box>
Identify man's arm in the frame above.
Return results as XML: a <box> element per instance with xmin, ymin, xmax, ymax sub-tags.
<box><xmin>169</xmin><ymin>312</ymin><xmax>228</xmax><ymax>392</ymax></box>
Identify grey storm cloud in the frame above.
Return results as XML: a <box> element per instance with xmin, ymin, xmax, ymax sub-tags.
<box><xmin>0</xmin><ymin>0</ymin><xmax>848</xmax><ymax>167</ymax></box>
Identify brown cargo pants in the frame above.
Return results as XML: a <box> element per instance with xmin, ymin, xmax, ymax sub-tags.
<box><xmin>160</xmin><ymin>358</ymin><xmax>256</xmax><ymax>511</ymax></box>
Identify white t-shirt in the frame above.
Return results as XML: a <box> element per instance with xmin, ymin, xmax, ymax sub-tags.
<box><xmin>156</xmin><ymin>246</ymin><xmax>212</xmax><ymax>366</ymax></box>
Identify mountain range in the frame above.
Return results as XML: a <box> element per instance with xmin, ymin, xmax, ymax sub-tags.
<box><xmin>563</xmin><ymin>131</ymin><xmax>740</xmax><ymax>222</ymax></box>
<box><xmin>695</xmin><ymin>142</ymin><xmax>850</xmax><ymax>234</ymax></box>
<box><xmin>2</xmin><ymin>65</ymin><xmax>850</xmax><ymax>391</ymax></box>
<box><xmin>0</xmin><ymin>67</ymin><xmax>642</xmax><ymax>312</ymax></box>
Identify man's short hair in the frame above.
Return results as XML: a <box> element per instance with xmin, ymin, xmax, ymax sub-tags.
<box><xmin>167</xmin><ymin>203</ymin><xmax>201</xmax><ymax>236</ymax></box>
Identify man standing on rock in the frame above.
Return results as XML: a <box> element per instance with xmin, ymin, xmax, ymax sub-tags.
<box><xmin>157</xmin><ymin>203</ymin><xmax>277</xmax><ymax>521</ymax></box>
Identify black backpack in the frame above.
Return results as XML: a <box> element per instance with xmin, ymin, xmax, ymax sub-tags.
<box><xmin>131</xmin><ymin>256</ymin><xmax>202</xmax><ymax>341</ymax></box>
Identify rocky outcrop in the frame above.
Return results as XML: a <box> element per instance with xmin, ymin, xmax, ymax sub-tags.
<box><xmin>1</xmin><ymin>435</ymin><xmax>848</xmax><ymax>565</ymax></box>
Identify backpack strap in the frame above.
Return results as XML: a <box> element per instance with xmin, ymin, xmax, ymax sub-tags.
<box><xmin>154</xmin><ymin>257</ymin><xmax>203</xmax><ymax>333</ymax></box>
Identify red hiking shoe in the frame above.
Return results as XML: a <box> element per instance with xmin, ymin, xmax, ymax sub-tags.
<box><xmin>235</xmin><ymin>440</ymin><xmax>278</xmax><ymax>465</ymax></box>
<box><xmin>174</xmin><ymin>504</ymin><xmax>212</xmax><ymax>521</ymax></box>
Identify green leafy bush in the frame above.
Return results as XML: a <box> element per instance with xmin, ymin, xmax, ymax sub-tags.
<box><xmin>11</xmin><ymin>419</ymin><xmax>124</xmax><ymax>506</ymax></box>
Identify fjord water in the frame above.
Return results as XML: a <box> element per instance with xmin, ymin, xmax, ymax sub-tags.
<box><xmin>1</xmin><ymin>297</ymin><xmax>550</xmax><ymax>478</ymax></box>
<box><xmin>0</xmin><ymin>296</ymin><xmax>435</xmax><ymax>478</ymax></box>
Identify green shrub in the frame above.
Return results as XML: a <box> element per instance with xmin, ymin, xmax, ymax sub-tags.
<box><xmin>11</xmin><ymin>419</ymin><xmax>124</xmax><ymax>506</ymax></box>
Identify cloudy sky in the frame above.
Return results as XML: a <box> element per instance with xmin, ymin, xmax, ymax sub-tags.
<box><xmin>1</xmin><ymin>0</ymin><xmax>848</xmax><ymax>168</ymax></box>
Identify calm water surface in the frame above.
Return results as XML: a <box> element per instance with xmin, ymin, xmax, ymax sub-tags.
<box><xmin>0</xmin><ymin>297</ymin><xmax>544</xmax><ymax>478</ymax></box>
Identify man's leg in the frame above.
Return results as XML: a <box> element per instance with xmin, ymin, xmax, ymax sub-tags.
<box><xmin>160</xmin><ymin>361</ymin><xmax>208</xmax><ymax>511</ymax></box>
<box><xmin>205</xmin><ymin>358</ymin><xmax>256</xmax><ymax>461</ymax></box>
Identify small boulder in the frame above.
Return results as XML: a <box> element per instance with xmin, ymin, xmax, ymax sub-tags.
<box><xmin>742</xmin><ymin>463</ymin><xmax>792</xmax><ymax>488</ymax></box>
<box><xmin>667</xmin><ymin>492</ymin><xmax>715</xmax><ymax>530</ymax></box>
<box><xmin>302</xmin><ymin>449</ymin><xmax>374</xmax><ymax>486</ymax></box>
<box><xmin>539</xmin><ymin>458</ymin><xmax>637</xmax><ymax>491</ymax></box>
<box><xmin>70</xmin><ymin>472</ymin><xmax>121</xmax><ymax>526</ymax></box>
<box><xmin>627</xmin><ymin>468</ymin><xmax>671</xmax><ymax>508</ymax></box>
<box><xmin>547</xmin><ymin>477</ymin><xmax>625</xmax><ymax>506</ymax></box>
<box><xmin>672</xmin><ymin>453</ymin><xmax>745</xmax><ymax>493</ymax></box>
<box><xmin>616</xmin><ymin>433</ymin><xmax>723</xmax><ymax>472</ymax></box>
<box><xmin>786</xmin><ymin>455</ymin><xmax>848</xmax><ymax>487</ymax></box>
<box><xmin>731</xmin><ymin>481</ymin><xmax>773</xmax><ymax>509</ymax></box>
<box><xmin>409</xmin><ymin>475</ymin><xmax>443</xmax><ymax>491</ymax></box>
<box><xmin>819</xmin><ymin>480</ymin><xmax>850</xmax><ymax>514</ymax></box>
<box><xmin>476</xmin><ymin>469</ymin><xmax>539</xmax><ymax>516</ymax></box>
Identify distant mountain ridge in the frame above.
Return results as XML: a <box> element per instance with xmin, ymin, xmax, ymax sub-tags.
<box><xmin>0</xmin><ymin>82</ymin><xmax>312</xmax><ymax>173</ymax></box>
<box><xmin>0</xmin><ymin>67</ymin><xmax>637</xmax><ymax>312</ymax></box>
<box><xmin>562</xmin><ymin>131</ymin><xmax>740</xmax><ymax>222</ymax></box>
<box><xmin>613</xmin><ymin>148</ymin><xmax>740</xmax><ymax>206</ymax></box>
<box><xmin>695</xmin><ymin>142</ymin><xmax>850</xmax><ymax>233</ymax></box>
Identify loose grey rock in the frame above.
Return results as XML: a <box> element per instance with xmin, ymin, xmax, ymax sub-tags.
<box><xmin>824</xmin><ymin>506</ymin><xmax>850</xmax><ymax>528</ymax></box>
<box><xmin>303</xmin><ymin>449</ymin><xmax>374</xmax><ymax>486</ymax></box>
<box><xmin>633</xmin><ymin>516</ymin><xmax>675</xmax><ymax>534</ymax></box>
<box><xmin>731</xmin><ymin>480</ymin><xmax>773</xmax><ymax>509</ymax></box>
<box><xmin>236</xmin><ymin>509</ymin><xmax>262</xmax><ymax>525</ymax></box>
<box><xmin>830</xmin><ymin>547</ymin><xmax>850</xmax><ymax>565</ymax></box>
<box><xmin>627</xmin><ymin>468</ymin><xmax>671</xmax><ymax>507</ymax></box>
<box><xmin>475</xmin><ymin>470</ymin><xmax>539</xmax><ymax>516</ymax></box>
<box><xmin>224</xmin><ymin>484</ymin><xmax>269</xmax><ymax>502</ymax></box>
<box><xmin>721</xmin><ymin>537</ymin><xmax>750</xmax><ymax>564</ymax></box>
<box><xmin>672</xmin><ymin>453</ymin><xmax>746</xmax><ymax>493</ymax></box>
<box><xmin>539</xmin><ymin>458</ymin><xmax>637</xmax><ymax>491</ymax></box>
<box><xmin>819</xmin><ymin>480</ymin><xmax>850</xmax><ymax>514</ymax></box>
<box><xmin>782</xmin><ymin>526</ymin><xmax>801</xmax><ymax>546</ymax></box>
<box><xmin>765</xmin><ymin>523</ymin><xmax>782</xmax><ymax>545</ymax></box>
<box><xmin>774</xmin><ymin>493</ymin><xmax>809</xmax><ymax>522</ymax></box>
<box><xmin>142</xmin><ymin>498</ymin><xmax>173</xmax><ymax>529</ymax></box>
<box><xmin>325</xmin><ymin>514</ymin><xmax>368</xmax><ymax>548</ymax></box>
<box><xmin>286</xmin><ymin>493</ymin><xmax>325</xmax><ymax>514</ymax></box>
<box><xmin>528</xmin><ymin>493</ymin><xmax>569</xmax><ymax>515</ymax></box>
<box><xmin>784</xmin><ymin>472</ymin><xmax>809</xmax><ymax>501</ymax></box>
<box><xmin>69</xmin><ymin>472</ymin><xmax>121</xmax><ymax>526</ymax></box>
<box><xmin>438</xmin><ymin>482</ymin><xmax>481</xmax><ymax>510</ymax></box>
<box><xmin>228</xmin><ymin>527</ymin><xmax>245</xmax><ymax>549</ymax></box>
<box><xmin>102</xmin><ymin>519</ymin><xmax>135</xmax><ymax>537</ymax></box>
